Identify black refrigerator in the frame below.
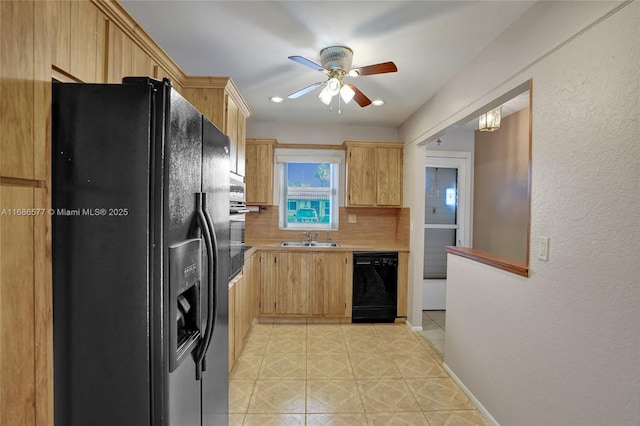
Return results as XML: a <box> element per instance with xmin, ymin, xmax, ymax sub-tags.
<box><xmin>52</xmin><ymin>77</ymin><xmax>229</xmax><ymax>426</ymax></box>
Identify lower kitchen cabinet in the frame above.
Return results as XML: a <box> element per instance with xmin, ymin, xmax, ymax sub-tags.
<box><xmin>228</xmin><ymin>280</ymin><xmax>235</xmax><ymax>372</ymax></box>
<box><xmin>229</xmin><ymin>252</ymin><xmax>258</xmax><ymax>371</ymax></box>
<box><xmin>233</xmin><ymin>272</ymin><xmax>248</xmax><ymax>360</ymax></box>
<box><xmin>259</xmin><ymin>251</ymin><xmax>351</xmax><ymax>317</ymax></box>
<box><xmin>259</xmin><ymin>252</ymin><xmax>276</xmax><ymax>315</ymax></box>
<box><xmin>275</xmin><ymin>252</ymin><xmax>310</xmax><ymax>315</ymax></box>
<box><xmin>311</xmin><ymin>252</ymin><xmax>351</xmax><ymax>317</ymax></box>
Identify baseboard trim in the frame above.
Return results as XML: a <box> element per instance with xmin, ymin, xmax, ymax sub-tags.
<box><xmin>442</xmin><ymin>362</ymin><xmax>500</xmax><ymax>426</ymax></box>
<box><xmin>404</xmin><ymin>319</ymin><xmax>423</xmax><ymax>332</ymax></box>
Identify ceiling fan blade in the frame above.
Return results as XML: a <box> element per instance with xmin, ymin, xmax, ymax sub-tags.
<box><xmin>287</xmin><ymin>81</ymin><xmax>325</xmax><ymax>99</ymax></box>
<box><xmin>351</xmin><ymin>61</ymin><xmax>398</xmax><ymax>76</ymax></box>
<box><xmin>288</xmin><ymin>56</ymin><xmax>329</xmax><ymax>74</ymax></box>
<box><xmin>346</xmin><ymin>84</ymin><xmax>372</xmax><ymax>107</ymax></box>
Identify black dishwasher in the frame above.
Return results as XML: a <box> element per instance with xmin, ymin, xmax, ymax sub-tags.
<box><xmin>352</xmin><ymin>252</ymin><xmax>398</xmax><ymax>323</ymax></box>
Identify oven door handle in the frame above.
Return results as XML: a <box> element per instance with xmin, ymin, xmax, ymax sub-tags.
<box><xmin>230</xmin><ymin>208</ymin><xmax>250</xmax><ymax>214</ymax></box>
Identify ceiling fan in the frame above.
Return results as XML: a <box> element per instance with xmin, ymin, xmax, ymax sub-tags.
<box><xmin>287</xmin><ymin>46</ymin><xmax>397</xmax><ymax>108</ymax></box>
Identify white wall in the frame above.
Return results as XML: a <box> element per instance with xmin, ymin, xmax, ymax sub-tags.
<box><xmin>401</xmin><ymin>1</ymin><xmax>639</xmax><ymax>425</ymax></box>
<box><xmin>247</xmin><ymin>122</ymin><xmax>398</xmax><ymax>145</ymax></box>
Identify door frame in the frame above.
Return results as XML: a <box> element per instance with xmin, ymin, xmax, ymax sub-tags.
<box><xmin>424</xmin><ymin>151</ymin><xmax>472</xmax><ymax>248</ymax></box>
<box><xmin>422</xmin><ymin>151</ymin><xmax>472</xmax><ymax>310</ymax></box>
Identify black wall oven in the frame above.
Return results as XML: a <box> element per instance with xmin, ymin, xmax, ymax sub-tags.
<box><xmin>229</xmin><ymin>174</ymin><xmax>248</xmax><ymax>279</ymax></box>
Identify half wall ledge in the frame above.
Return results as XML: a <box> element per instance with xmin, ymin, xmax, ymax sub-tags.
<box><xmin>446</xmin><ymin>246</ymin><xmax>529</xmax><ymax>277</ymax></box>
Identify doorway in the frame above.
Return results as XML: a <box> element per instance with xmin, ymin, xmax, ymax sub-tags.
<box><xmin>422</xmin><ymin>152</ymin><xmax>471</xmax><ymax>356</ymax></box>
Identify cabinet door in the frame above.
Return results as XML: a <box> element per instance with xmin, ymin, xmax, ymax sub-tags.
<box><xmin>274</xmin><ymin>253</ymin><xmax>309</xmax><ymax>315</ymax></box>
<box><xmin>245</xmin><ymin>140</ymin><xmax>274</xmax><ymax>205</ymax></box>
<box><xmin>49</xmin><ymin>1</ymin><xmax>72</xmax><ymax>72</ymax></box>
<box><xmin>397</xmin><ymin>252</ymin><xmax>408</xmax><ymax>317</ymax></box>
<box><xmin>233</xmin><ymin>274</ymin><xmax>247</xmax><ymax>360</ymax></box>
<box><xmin>248</xmin><ymin>253</ymin><xmax>260</xmax><ymax>318</ymax></box>
<box><xmin>228</xmin><ymin>282</ymin><xmax>235</xmax><ymax>371</ymax></box>
<box><xmin>69</xmin><ymin>1</ymin><xmax>105</xmax><ymax>82</ymax></box>
<box><xmin>1</xmin><ymin>186</ymin><xmax>36</xmax><ymax>424</ymax></box>
<box><xmin>236</xmin><ymin>111</ymin><xmax>246</xmax><ymax>176</ymax></box>
<box><xmin>312</xmin><ymin>253</ymin><xmax>348</xmax><ymax>316</ymax></box>
<box><xmin>1</xmin><ymin>1</ymin><xmax>35</xmax><ymax>179</ymax></box>
<box><xmin>376</xmin><ymin>147</ymin><xmax>403</xmax><ymax>206</ymax></box>
<box><xmin>107</xmin><ymin>24</ymin><xmax>153</xmax><ymax>84</ymax></box>
<box><xmin>131</xmin><ymin>42</ymin><xmax>153</xmax><ymax>78</ymax></box>
<box><xmin>226</xmin><ymin>96</ymin><xmax>239</xmax><ymax>174</ymax></box>
<box><xmin>346</xmin><ymin>146</ymin><xmax>376</xmax><ymax>206</ymax></box>
<box><xmin>259</xmin><ymin>252</ymin><xmax>276</xmax><ymax>314</ymax></box>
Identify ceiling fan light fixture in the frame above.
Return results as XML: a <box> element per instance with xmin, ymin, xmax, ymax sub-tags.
<box><xmin>319</xmin><ymin>46</ymin><xmax>353</xmax><ymax>72</ymax></box>
<box><xmin>318</xmin><ymin>86</ymin><xmax>333</xmax><ymax>105</ymax></box>
<box><xmin>326</xmin><ymin>78</ymin><xmax>341</xmax><ymax>96</ymax></box>
<box><xmin>288</xmin><ymin>45</ymin><xmax>397</xmax><ymax>111</ymax></box>
<box><xmin>340</xmin><ymin>84</ymin><xmax>355</xmax><ymax>104</ymax></box>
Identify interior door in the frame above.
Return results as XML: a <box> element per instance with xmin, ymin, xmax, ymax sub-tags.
<box><xmin>423</xmin><ymin>155</ymin><xmax>469</xmax><ymax>310</ymax></box>
<box><xmin>424</xmin><ymin>166</ymin><xmax>459</xmax><ymax>275</ymax></box>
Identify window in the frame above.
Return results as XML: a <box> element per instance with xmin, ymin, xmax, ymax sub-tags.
<box><xmin>277</xmin><ymin>154</ymin><xmax>340</xmax><ymax>230</ymax></box>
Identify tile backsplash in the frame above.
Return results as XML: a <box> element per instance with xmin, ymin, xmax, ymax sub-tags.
<box><xmin>246</xmin><ymin>206</ymin><xmax>410</xmax><ymax>247</ymax></box>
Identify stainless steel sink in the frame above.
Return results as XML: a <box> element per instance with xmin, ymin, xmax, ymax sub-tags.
<box><xmin>279</xmin><ymin>241</ymin><xmax>341</xmax><ymax>248</ymax></box>
<box><xmin>310</xmin><ymin>242</ymin><xmax>341</xmax><ymax>247</ymax></box>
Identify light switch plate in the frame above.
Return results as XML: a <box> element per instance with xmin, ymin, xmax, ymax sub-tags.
<box><xmin>348</xmin><ymin>214</ymin><xmax>357</xmax><ymax>224</ymax></box>
<box><xmin>538</xmin><ymin>236</ymin><xmax>549</xmax><ymax>261</ymax></box>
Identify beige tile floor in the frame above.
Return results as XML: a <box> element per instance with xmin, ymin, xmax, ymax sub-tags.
<box><xmin>421</xmin><ymin>310</ymin><xmax>446</xmax><ymax>358</ymax></box>
<box><xmin>229</xmin><ymin>322</ymin><xmax>489</xmax><ymax>425</ymax></box>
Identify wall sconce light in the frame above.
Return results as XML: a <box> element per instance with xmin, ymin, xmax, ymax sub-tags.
<box><xmin>479</xmin><ymin>106</ymin><xmax>502</xmax><ymax>132</ymax></box>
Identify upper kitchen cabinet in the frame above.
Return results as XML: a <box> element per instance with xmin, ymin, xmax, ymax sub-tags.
<box><xmin>245</xmin><ymin>138</ymin><xmax>275</xmax><ymax>205</ymax></box>
<box><xmin>49</xmin><ymin>1</ymin><xmax>107</xmax><ymax>83</ymax></box>
<box><xmin>343</xmin><ymin>141</ymin><xmax>404</xmax><ymax>207</ymax></box>
<box><xmin>182</xmin><ymin>77</ymin><xmax>251</xmax><ymax>175</ymax></box>
<box><xmin>106</xmin><ymin>23</ymin><xmax>155</xmax><ymax>83</ymax></box>
<box><xmin>92</xmin><ymin>1</ymin><xmax>184</xmax><ymax>88</ymax></box>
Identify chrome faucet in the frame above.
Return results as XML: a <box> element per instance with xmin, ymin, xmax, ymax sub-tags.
<box><xmin>303</xmin><ymin>231</ymin><xmax>313</xmax><ymax>242</ymax></box>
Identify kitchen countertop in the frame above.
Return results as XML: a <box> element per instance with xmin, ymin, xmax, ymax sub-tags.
<box><xmin>244</xmin><ymin>242</ymin><xmax>409</xmax><ymax>258</ymax></box>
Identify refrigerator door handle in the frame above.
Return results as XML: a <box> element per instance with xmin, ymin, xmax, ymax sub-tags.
<box><xmin>200</xmin><ymin>193</ymin><xmax>219</xmax><ymax>371</ymax></box>
<box><xmin>194</xmin><ymin>193</ymin><xmax>214</xmax><ymax>380</ymax></box>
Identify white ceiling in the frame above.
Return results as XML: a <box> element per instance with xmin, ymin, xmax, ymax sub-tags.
<box><xmin>120</xmin><ymin>1</ymin><xmax>535</xmax><ymax>128</ymax></box>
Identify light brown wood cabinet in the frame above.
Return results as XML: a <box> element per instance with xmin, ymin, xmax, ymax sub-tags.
<box><xmin>49</xmin><ymin>1</ymin><xmax>107</xmax><ymax>83</ymax></box>
<box><xmin>107</xmin><ymin>23</ymin><xmax>155</xmax><ymax>83</ymax></box>
<box><xmin>276</xmin><ymin>252</ymin><xmax>311</xmax><ymax>315</ymax></box>
<box><xmin>229</xmin><ymin>252</ymin><xmax>259</xmax><ymax>371</ymax></box>
<box><xmin>247</xmin><ymin>252</ymin><xmax>261</xmax><ymax>319</ymax></box>
<box><xmin>310</xmin><ymin>253</ymin><xmax>351</xmax><ymax>317</ymax></box>
<box><xmin>259</xmin><ymin>252</ymin><xmax>276</xmax><ymax>315</ymax></box>
<box><xmin>227</xmin><ymin>279</ymin><xmax>236</xmax><ymax>372</ymax></box>
<box><xmin>1</xmin><ymin>187</ymin><xmax>35</xmax><ymax>425</ymax></box>
<box><xmin>344</xmin><ymin>141</ymin><xmax>404</xmax><ymax>207</ymax></box>
<box><xmin>397</xmin><ymin>252</ymin><xmax>408</xmax><ymax>317</ymax></box>
<box><xmin>2</xmin><ymin>1</ymin><xmax>194</xmax><ymax>423</ymax></box>
<box><xmin>245</xmin><ymin>138</ymin><xmax>276</xmax><ymax>205</ymax></box>
<box><xmin>182</xmin><ymin>77</ymin><xmax>251</xmax><ymax>176</ymax></box>
<box><xmin>259</xmin><ymin>251</ymin><xmax>351</xmax><ymax>317</ymax></box>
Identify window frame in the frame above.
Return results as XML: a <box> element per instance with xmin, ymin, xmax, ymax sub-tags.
<box><xmin>275</xmin><ymin>149</ymin><xmax>344</xmax><ymax>231</ymax></box>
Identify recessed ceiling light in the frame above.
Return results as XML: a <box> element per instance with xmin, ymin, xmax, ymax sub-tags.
<box><xmin>269</xmin><ymin>96</ymin><xmax>284</xmax><ymax>103</ymax></box>
<box><xmin>372</xmin><ymin>99</ymin><xmax>385</xmax><ymax>106</ymax></box>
